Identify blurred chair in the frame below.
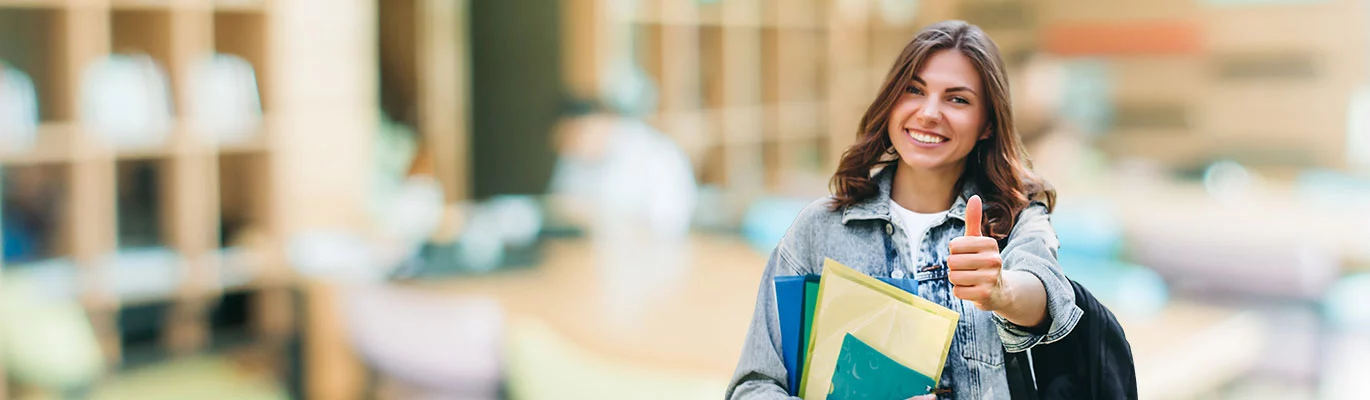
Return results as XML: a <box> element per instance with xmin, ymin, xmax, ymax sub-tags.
<box><xmin>1</xmin><ymin>263</ymin><xmax>104</xmax><ymax>398</ymax></box>
<box><xmin>342</xmin><ymin>283</ymin><xmax>504</xmax><ymax>400</ymax></box>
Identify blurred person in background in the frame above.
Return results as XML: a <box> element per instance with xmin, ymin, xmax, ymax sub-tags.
<box><xmin>546</xmin><ymin>97</ymin><xmax>699</xmax><ymax>325</ymax></box>
<box><xmin>1011</xmin><ymin>50</ymin><xmax>1103</xmax><ymax>196</ymax></box>
<box><xmin>726</xmin><ymin>21</ymin><xmax>1080</xmax><ymax>399</ymax></box>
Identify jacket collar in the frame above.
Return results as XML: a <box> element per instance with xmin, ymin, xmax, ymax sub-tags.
<box><xmin>840</xmin><ymin>165</ymin><xmax>978</xmax><ymax>224</ymax></box>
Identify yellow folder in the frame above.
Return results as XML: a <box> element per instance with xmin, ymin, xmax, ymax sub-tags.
<box><xmin>799</xmin><ymin>258</ymin><xmax>960</xmax><ymax>399</ymax></box>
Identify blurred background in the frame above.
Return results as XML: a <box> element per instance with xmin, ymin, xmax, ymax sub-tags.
<box><xmin>1</xmin><ymin>0</ymin><xmax>1369</xmax><ymax>399</ymax></box>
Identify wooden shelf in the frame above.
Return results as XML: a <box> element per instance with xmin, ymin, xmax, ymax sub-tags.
<box><xmin>625</xmin><ymin>14</ymin><xmax>828</xmax><ymax>28</ymax></box>
<box><xmin>0</xmin><ymin>122</ymin><xmax>80</xmax><ymax>165</ymax></box>
<box><xmin>0</xmin><ymin>0</ymin><xmax>285</xmax><ymax>379</ymax></box>
<box><xmin>0</xmin><ymin>0</ymin><xmax>62</xmax><ymax>9</ymax></box>
<box><xmin>216</xmin><ymin>133</ymin><xmax>268</xmax><ymax>154</ymax></box>
<box><xmin>109</xmin><ymin>0</ymin><xmax>174</xmax><ymax>11</ymax></box>
<box><xmin>113</xmin><ymin>140</ymin><xmax>180</xmax><ymax>160</ymax></box>
<box><xmin>214</xmin><ymin>0</ymin><xmax>267</xmax><ymax>12</ymax></box>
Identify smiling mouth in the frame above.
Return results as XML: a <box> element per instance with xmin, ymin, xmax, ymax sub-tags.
<box><xmin>905</xmin><ymin>128</ymin><xmax>948</xmax><ymax>144</ymax></box>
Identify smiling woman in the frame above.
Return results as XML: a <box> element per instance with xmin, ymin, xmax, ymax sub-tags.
<box><xmin>727</xmin><ymin>20</ymin><xmax>1083</xmax><ymax>399</ymax></box>
<box><xmin>828</xmin><ymin>20</ymin><xmax>1051</xmax><ymax>243</ymax></box>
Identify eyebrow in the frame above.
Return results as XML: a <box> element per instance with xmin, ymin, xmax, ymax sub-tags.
<box><xmin>909</xmin><ymin>76</ymin><xmax>978</xmax><ymax>96</ymax></box>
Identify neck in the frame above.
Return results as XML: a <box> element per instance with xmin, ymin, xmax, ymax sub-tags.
<box><xmin>890</xmin><ymin>161</ymin><xmax>964</xmax><ymax>213</ymax></box>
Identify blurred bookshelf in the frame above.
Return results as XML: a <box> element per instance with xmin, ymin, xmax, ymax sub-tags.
<box><xmin>569</xmin><ymin>0</ymin><xmax>1041</xmax><ymax>195</ymax></box>
<box><xmin>574</xmin><ymin>0</ymin><xmax>1369</xmax><ymax>188</ymax></box>
<box><xmin>1040</xmin><ymin>0</ymin><xmax>1369</xmax><ymax>172</ymax></box>
<box><xmin>0</xmin><ymin>0</ymin><xmax>289</xmax><ymax>392</ymax></box>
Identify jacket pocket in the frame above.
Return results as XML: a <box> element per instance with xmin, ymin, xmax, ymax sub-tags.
<box><xmin>957</xmin><ymin>303</ymin><xmax>1005</xmax><ymax>367</ymax></box>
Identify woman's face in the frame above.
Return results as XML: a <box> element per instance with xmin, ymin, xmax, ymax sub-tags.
<box><xmin>886</xmin><ymin>49</ymin><xmax>990</xmax><ymax>173</ymax></box>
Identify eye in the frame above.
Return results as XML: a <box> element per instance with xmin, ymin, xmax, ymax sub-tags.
<box><xmin>950</xmin><ymin>97</ymin><xmax>971</xmax><ymax>105</ymax></box>
<box><xmin>904</xmin><ymin>86</ymin><xmax>924</xmax><ymax>96</ymax></box>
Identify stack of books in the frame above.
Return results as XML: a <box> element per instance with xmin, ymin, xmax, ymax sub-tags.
<box><xmin>775</xmin><ymin>259</ymin><xmax>959</xmax><ymax>399</ymax></box>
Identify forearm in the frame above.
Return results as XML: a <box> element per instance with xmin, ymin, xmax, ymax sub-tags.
<box><xmin>993</xmin><ymin>269</ymin><xmax>1048</xmax><ymax>328</ymax></box>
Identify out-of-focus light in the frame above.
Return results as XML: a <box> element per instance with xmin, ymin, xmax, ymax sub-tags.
<box><xmin>454</xmin><ymin>195</ymin><xmax>544</xmax><ymax>272</ymax></box>
<box><xmin>740</xmin><ymin>197</ymin><xmax>810</xmax><ymax>254</ymax></box>
<box><xmin>1</xmin><ymin>271</ymin><xmax>104</xmax><ymax>390</ymax></box>
<box><xmin>1325</xmin><ymin>273</ymin><xmax>1370</xmax><ymax>331</ymax></box>
<box><xmin>1202</xmin><ymin>160</ymin><xmax>1256</xmax><ymax>201</ymax></box>
<box><xmin>81</xmin><ymin>54</ymin><xmax>173</xmax><ymax>148</ymax></box>
<box><xmin>1060</xmin><ymin>59</ymin><xmax>1112</xmax><ymax>138</ymax></box>
<box><xmin>1051</xmin><ymin>197</ymin><xmax>1123</xmax><ymax>259</ymax></box>
<box><xmin>836</xmin><ymin>0</ymin><xmax>868</xmax><ymax>21</ymax></box>
<box><xmin>0</xmin><ymin>62</ymin><xmax>38</xmax><ymax>151</ymax></box>
<box><xmin>287</xmin><ymin>230</ymin><xmax>383</xmax><ymax>281</ymax></box>
<box><xmin>600</xmin><ymin>61</ymin><xmax>657</xmax><ymax>117</ymax></box>
<box><xmin>190</xmin><ymin>54</ymin><xmax>262</xmax><ymax>144</ymax></box>
<box><xmin>1346</xmin><ymin>86</ymin><xmax>1370</xmax><ymax>173</ymax></box>
<box><xmin>484</xmin><ymin>195</ymin><xmax>544</xmax><ymax>248</ymax></box>
<box><xmin>877</xmin><ymin>0</ymin><xmax>921</xmax><ymax>25</ymax></box>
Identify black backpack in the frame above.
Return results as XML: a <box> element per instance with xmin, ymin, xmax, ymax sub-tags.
<box><xmin>1004</xmin><ymin>280</ymin><xmax>1139</xmax><ymax>399</ymax></box>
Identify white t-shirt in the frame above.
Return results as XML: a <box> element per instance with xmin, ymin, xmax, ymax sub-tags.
<box><xmin>889</xmin><ymin>199</ymin><xmax>950</xmax><ymax>250</ymax></box>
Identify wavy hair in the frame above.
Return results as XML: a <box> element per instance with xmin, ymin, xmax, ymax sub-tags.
<box><xmin>828</xmin><ymin>20</ymin><xmax>1054</xmax><ymax>242</ymax></box>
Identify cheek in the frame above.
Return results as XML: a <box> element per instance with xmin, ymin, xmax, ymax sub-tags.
<box><xmin>888</xmin><ymin>98</ymin><xmax>917</xmax><ymax>124</ymax></box>
<box><xmin>947</xmin><ymin>109</ymin><xmax>987</xmax><ymax>139</ymax></box>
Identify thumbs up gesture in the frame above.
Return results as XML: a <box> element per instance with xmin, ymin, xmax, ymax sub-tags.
<box><xmin>948</xmin><ymin>195</ymin><xmax>1005</xmax><ymax>311</ymax></box>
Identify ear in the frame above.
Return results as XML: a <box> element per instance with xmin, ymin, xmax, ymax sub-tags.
<box><xmin>979</xmin><ymin>126</ymin><xmax>992</xmax><ymax>141</ymax></box>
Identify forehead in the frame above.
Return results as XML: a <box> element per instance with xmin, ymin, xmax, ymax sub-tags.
<box><xmin>913</xmin><ymin>49</ymin><xmax>981</xmax><ymax>90</ymax></box>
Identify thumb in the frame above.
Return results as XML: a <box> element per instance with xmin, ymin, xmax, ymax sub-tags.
<box><xmin>964</xmin><ymin>195</ymin><xmax>983</xmax><ymax>237</ymax></box>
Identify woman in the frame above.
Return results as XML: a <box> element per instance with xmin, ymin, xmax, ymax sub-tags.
<box><xmin>726</xmin><ymin>20</ymin><xmax>1081</xmax><ymax>399</ymax></box>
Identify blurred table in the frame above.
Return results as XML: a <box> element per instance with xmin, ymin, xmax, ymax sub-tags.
<box><xmin>302</xmin><ymin>234</ymin><xmax>768</xmax><ymax>399</ymax></box>
<box><xmin>403</xmin><ymin>234</ymin><xmax>768</xmax><ymax>376</ymax></box>
<box><xmin>303</xmin><ymin>234</ymin><xmax>1267</xmax><ymax>399</ymax></box>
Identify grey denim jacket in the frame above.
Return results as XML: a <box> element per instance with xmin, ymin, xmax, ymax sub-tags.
<box><xmin>726</xmin><ymin>167</ymin><xmax>1083</xmax><ymax>399</ymax></box>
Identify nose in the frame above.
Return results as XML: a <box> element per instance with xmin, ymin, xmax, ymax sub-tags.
<box><xmin>916</xmin><ymin>96</ymin><xmax>940</xmax><ymax>126</ymax></box>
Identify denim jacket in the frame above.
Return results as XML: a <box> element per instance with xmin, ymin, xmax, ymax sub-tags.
<box><xmin>726</xmin><ymin>167</ymin><xmax>1083</xmax><ymax>399</ymax></box>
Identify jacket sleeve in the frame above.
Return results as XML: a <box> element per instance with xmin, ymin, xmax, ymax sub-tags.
<box><xmin>992</xmin><ymin>202</ymin><xmax>1083</xmax><ymax>353</ymax></box>
<box><xmin>724</xmin><ymin>245</ymin><xmax>804</xmax><ymax>400</ymax></box>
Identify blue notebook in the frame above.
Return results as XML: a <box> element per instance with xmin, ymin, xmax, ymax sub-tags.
<box><xmin>775</xmin><ymin>274</ymin><xmax>920</xmax><ymax>396</ymax></box>
<box><xmin>775</xmin><ymin>275</ymin><xmax>818</xmax><ymax>394</ymax></box>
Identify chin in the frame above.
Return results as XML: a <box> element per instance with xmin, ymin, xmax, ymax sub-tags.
<box><xmin>896</xmin><ymin>155</ymin><xmax>953</xmax><ymax>171</ymax></box>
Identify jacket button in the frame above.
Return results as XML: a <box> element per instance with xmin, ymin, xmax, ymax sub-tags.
<box><xmin>885</xmin><ymin>223</ymin><xmax>893</xmax><ymax>235</ymax></box>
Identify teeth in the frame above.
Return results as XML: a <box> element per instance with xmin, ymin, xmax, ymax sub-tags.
<box><xmin>907</xmin><ymin>129</ymin><xmax>946</xmax><ymax>144</ymax></box>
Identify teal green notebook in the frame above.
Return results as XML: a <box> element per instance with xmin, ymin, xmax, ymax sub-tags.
<box><xmin>801</xmin><ymin>280</ymin><xmax>818</xmax><ymax>373</ymax></box>
<box><xmin>827</xmin><ymin>333</ymin><xmax>936</xmax><ymax>400</ymax></box>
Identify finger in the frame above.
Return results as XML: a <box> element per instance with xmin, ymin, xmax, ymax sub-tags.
<box><xmin>948</xmin><ymin>270</ymin><xmax>976</xmax><ymax>286</ymax></box>
<box><xmin>947</xmin><ymin>254</ymin><xmax>977</xmax><ymax>271</ymax></box>
<box><xmin>949</xmin><ymin>268</ymin><xmax>997</xmax><ymax>287</ymax></box>
<box><xmin>948</xmin><ymin>236</ymin><xmax>997</xmax><ymax>254</ymax></box>
<box><xmin>953</xmin><ymin>285</ymin><xmax>988</xmax><ymax>303</ymax></box>
<box><xmin>948</xmin><ymin>254</ymin><xmax>1002</xmax><ymax>272</ymax></box>
<box><xmin>965</xmin><ymin>194</ymin><xmax>983</xmax><ymax>237</ymax></box>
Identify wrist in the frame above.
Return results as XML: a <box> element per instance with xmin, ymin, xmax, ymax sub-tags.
<box><xmin>987</xmin><ymin>269</ymin><xmax>1017</xmax><ymax>311</ymax></box>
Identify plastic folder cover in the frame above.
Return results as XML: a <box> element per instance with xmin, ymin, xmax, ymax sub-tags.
<box><xmin>828</xmin><ymin>333</ymin><xmax>936</xmax><ymax>399</ymax></box>
<box><xmin>799</xmin><ymin>259</ymin><xmax>960</xmax><ymax>398</ymax></box>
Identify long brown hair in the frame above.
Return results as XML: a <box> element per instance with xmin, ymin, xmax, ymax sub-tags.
<box><xmin>828</xmin><ymin>20</ymin><xmax>1054</xmax><ymax>242</ymax></box>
